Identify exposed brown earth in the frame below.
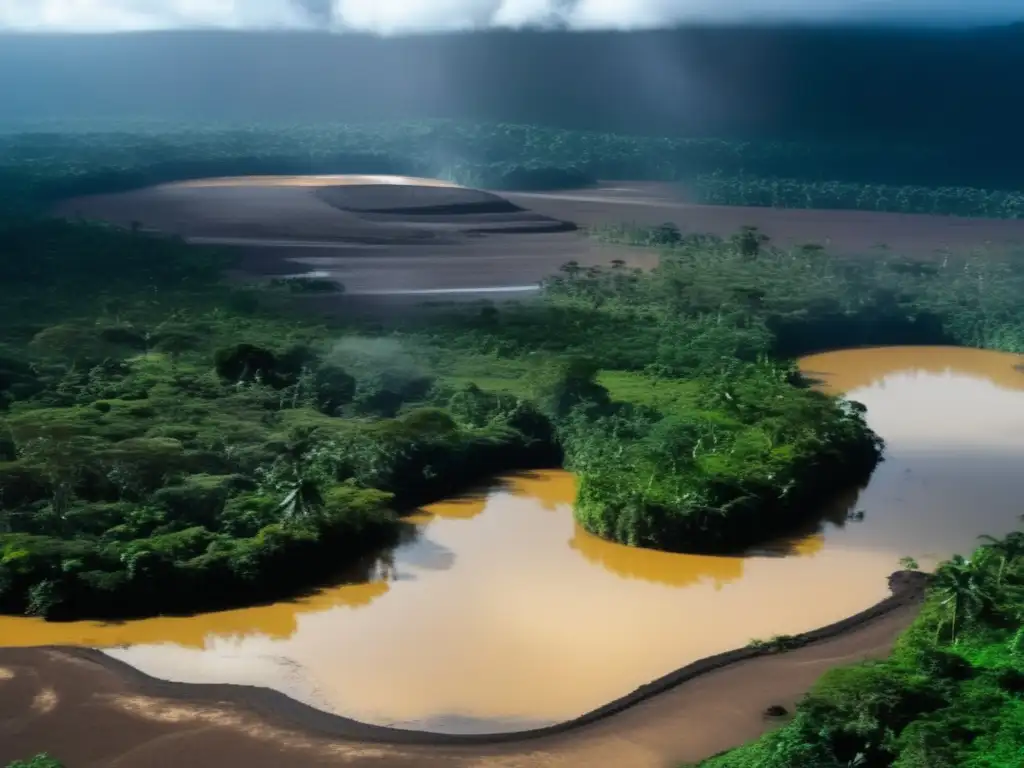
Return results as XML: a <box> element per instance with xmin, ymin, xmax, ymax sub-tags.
<box><xmin>0</xmin><ymin>572</ymin><xmax>926</xmax><ymax>768</ymax></box>
<box><xmin>54</xmin><ymin>179</ymin><xmax>1024</xmax><ymax>298</ymax></box>
<box><xmin>506</xmin><ymin>185</ymin><xmax>1024</xmax><ymax>255</ymax></box>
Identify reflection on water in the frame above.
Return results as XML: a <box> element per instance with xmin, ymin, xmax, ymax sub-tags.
<box><xmin>0</xmin><ymin>346</ymin><xmax>1022</xmax><ymax>732</ymax></box>
<box><xmin>799</xmin><ymin>346</ymin><xmax>1024</xmax><ymax>568</ymax></box>
<box><xmin>801</xmin><ymin>345</ymin><xmax>1024</xmax><ymax>395</ymax></box>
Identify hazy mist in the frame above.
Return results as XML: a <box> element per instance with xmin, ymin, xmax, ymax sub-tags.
<box><xmin>2</xmin><ymin>0</ymin><xmax>1022</xmax><ymax>34</ymax></box>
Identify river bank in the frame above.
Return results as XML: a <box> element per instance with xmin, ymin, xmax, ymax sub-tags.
<box><xmin>0</xmin><ymin>569</ymin><xmax>925</xmax><ymax>768</ymax></box>
<box><xmin>2</xmin><ymin>346</ymin><xmax>1022</xmax><ymax>736</ymax></box>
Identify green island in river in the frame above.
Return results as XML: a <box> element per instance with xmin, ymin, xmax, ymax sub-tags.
<box><xmin>1</xmin><ymin>122</ymin><xmax>1024</xmax><ymax>768</ymax></box>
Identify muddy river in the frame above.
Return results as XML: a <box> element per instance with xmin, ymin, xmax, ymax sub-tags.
<box><xmin>1</xmin><ymin>346</ymin><xmax>1022</xmax><ymax>733</ymax></box>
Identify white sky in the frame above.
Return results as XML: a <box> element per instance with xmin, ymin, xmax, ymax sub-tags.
<box><xmin>0</xmin><ymin>0</ymin><xmax>1020</xmax><ymax>35</ymax></box>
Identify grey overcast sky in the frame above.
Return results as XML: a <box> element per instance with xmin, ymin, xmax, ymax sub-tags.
<box><xmin>1</xmin><ymin>0</ymin><xmax>1021</xmax><ymax>35</ymax></box>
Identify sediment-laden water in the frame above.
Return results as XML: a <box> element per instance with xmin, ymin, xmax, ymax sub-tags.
<box><xmin>1</xmin><ymin>346</ymin><xmax>1021</xmax><ymax>733</ymax></box>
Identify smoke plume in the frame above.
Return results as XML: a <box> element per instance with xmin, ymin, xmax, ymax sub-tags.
<box><xmin>1</xmin><ymin>0</ymin><xmax>1020</xmax><ymax>35</ymax></box>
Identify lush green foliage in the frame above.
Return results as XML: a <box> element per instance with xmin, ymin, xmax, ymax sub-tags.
<box><xmin>3</xmin><ymin>121</ymin><xmax>1023</xmax><ymax>218</ymax></box>
<box><xmin>3</xmin><ymin>129</ymin><xmax>1024</xmax><ymax>620</ymax></box>
<box><xmin>587</xmin><ymin>224</ymin><xmax>1024</xmax><ymax>355</ymax></box>
<box><xmin>696</xmin><ymin>530</ymin><xmax>1024</xmax><ymax>768</ymax></box>
<box><xmin>4</xmin><ymin>757</ymin><xmax>63</xmax><ymax>768</ymax></box>
<box><xmin>0</xmin><ymin>217</ymin><xmax>553</xmax><ymax>619</ymax></box>
<box><xmin>692</xmin><ymin>174</ymin><xmax>1024</xmax><ymax>219</ymax></box>
<box><xmin>432</xmin><ymin>226</ymin><xmax>1024</xmax><ymax>551</ymax></box>
<box><xmin>4</xmin><ymin>112</ymin><xmax>1023</xmax><ymax>767</ymax></box>
<box><xmin>560</xmin><ymin>359</ymin><xmax>880</xmax><ymax>552</ymax></box>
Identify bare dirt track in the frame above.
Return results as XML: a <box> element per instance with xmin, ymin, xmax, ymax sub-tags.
<box><xmin>54</xmin><ymin>178</ymin><xmax>1024</xmax><ymax>299</ymax></box>
<box><xmin>0</xmin><ymin>573</ymin><xmax>925</xmax><ymax>768</ymax></box>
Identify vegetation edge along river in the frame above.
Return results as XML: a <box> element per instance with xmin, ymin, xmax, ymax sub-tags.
<box><xmin>2</xmin><ymin>123</ymin><xmax>1024</xmax><ymax>766</ymax></box>
<box><xmin>0</xmin><ymin>207</ymin><xmax>885</xmax><ymax>617</ymax></box>
<box><xmin>2</xmin><ymin>130</ymin><xmax>1024</xmax><ymax>621</ymax></box>
<box><xmin>0</xmin><ymin>568</ymin><xmax>929</xmax><ymax>745</ymax></box>
<box><xmin>6</xmin><ymin>122</ymin><xmax>1024</xmax><ymax>219</ymax></box>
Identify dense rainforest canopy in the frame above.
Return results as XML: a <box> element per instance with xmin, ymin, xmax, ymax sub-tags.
<box><xmin>3</xmin><ymin>122</ymin><xmax>1024</xmax><ymax>219</ymax></box>
<box><xmin>0</xmin><ymin>212</ymin><xmax>891</xmax><ymax>618</ymax></box>
<box><xmin>1</xmin><ymin>124</ymin><xmax>1023</xmax><ymax>768</ymax></box>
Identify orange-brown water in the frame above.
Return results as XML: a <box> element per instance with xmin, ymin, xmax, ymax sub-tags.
<box><xmin>1</xmin><ymin>346</ymin><xmax>1022</xmax><ymax>733</ymax></box>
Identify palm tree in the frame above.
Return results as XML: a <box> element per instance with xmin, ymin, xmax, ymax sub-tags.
<box><xmin>281</xmin><ymin>427</ymin><xmax>318</xmax><ymax>464</ymax></box>
<box><xmin>933</xmin><ymin>554</ymin><xmax>991</xmax><ymax>644</ymax></box>
<box><xmin>260</xmin><ymin>429</ymin><xmax>336</xmax><ymax>523</ymax></box>
<box><xmin>276</xmin><ymin>469</ymin><xmax>326</xmax><ymax>522</ymax></box>
<box><xmin>1008</xmin><ymin>613</ymin><xmax>1024</xmax><ymax>659</ymax></box>
<box><xmin>977</xmin><ymin>531</ymin><xmax>1024</xmax><ymax>585</ymax></box>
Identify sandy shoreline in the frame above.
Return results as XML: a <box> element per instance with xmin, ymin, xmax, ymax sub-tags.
<box><xmin>0</xmin><ymin>570</ymin><xmax>927</xmax><ymax>767</ymax></box>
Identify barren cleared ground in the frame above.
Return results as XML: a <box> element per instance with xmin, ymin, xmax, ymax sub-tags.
<box><xmin>55</xmin><ymin>177</ymin><xmax>1024</xmax><ymax>299</ymax></box>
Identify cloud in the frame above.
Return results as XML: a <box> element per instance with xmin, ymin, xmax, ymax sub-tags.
<box><xmin>0</xmin><ymin>1</ymin><xmax>314</xmax><ymax>32</ymax></box>
<box><xmin>0</xmin><ymin>0</ymin><xmax>1020</xmax><ymax>35</ymax></box>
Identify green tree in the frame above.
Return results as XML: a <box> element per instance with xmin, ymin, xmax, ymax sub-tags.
<box><xmin>976</xmin><ymin>531</ymin><xmax>1024</xmax><ymax>585</ymax></box>
<box><xmin>529</xmin><ymin>357</ymin><xmax>610</xmax><ymax>419</ymax></box>
<box><xmin>932</xmin><ymin>555</ymin><xmax>990</xmax><ymax>644</ymax></box>
<box><xmin>275</xmin><ymin>468</ymin><xmax>327</xmax><ymax>522</ymax></box>
<box><xmin>6</xmin><ymin>755</ymin><xmax>64</xmax><ymax>768</ymax></box>
<box><xmin>258</xmin><ymin>429</ymin><xmax>337</xmax><ymax>522</ymax></box>
<box><xmin>17</xmin><ymin>434</ymin><xmax>99</xmax><ymax>524</ymax></box>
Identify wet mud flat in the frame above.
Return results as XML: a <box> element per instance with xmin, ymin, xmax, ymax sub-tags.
<box><xmin>505</xmin><ymin>185</ymin><xmax>1024</xmax><ymax>256</ymax></box>
<box><xmin>54</xmin><ymin>179</ymin><xmax>631</xmax><ymax>298</ymax></box>
<box><xmin>54</xmin><ymin>179</ymin><xmax>1024</xmax><ymax>300</ymax></box>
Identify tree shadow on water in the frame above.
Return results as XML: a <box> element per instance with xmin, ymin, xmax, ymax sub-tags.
<box><xmin>393</xmin><ymin>522</ymin><xmax>457</xmax><ymax>574</ymax></box>
<box><xmin>798</xmin><ymin>369</ymin><xmax>831</xmax><ymax>389</ymax></box>
<box><xmin>745</xmin><ymin>486</ymin><xmax>865</xmax><ymax>558</ymax></box>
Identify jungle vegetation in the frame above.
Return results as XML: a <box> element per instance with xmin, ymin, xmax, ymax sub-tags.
<box><xmin>695</xmin><ymin>532</ymin><xmax>1024</xmax><ymax>767</ymax></box>
<box><xmin>0</xmin><ymin>215</ymin><xmax>557</xmax><ymax>618</ymax></box>
<box><xmin>691</xmin><ymin>174</ymin><xmax>1024</xmax><ymax>219</ymax></box>
<box><xmin>3</xmin><ymin>122</ymin><xmax>1024</xmax><ymax>218</ymax></box>
<box><xmin>439</xmin><ymin>226</ymin><xmax>1024</xmax><ymax>550</ymax></box>
<box><xmin>1</xmin><ymin>130</ymin><xmax>1023</xmax><ymax>624</ymax></box>
<box><xmin>4</xmin><ymin>757</ymin><xmax>63</xmax><ymax>768</ymax></box>
<box><xmin>0</xmin><ymin>210</ymin><xmax>881</xmax><ymax>618</ymax></box>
